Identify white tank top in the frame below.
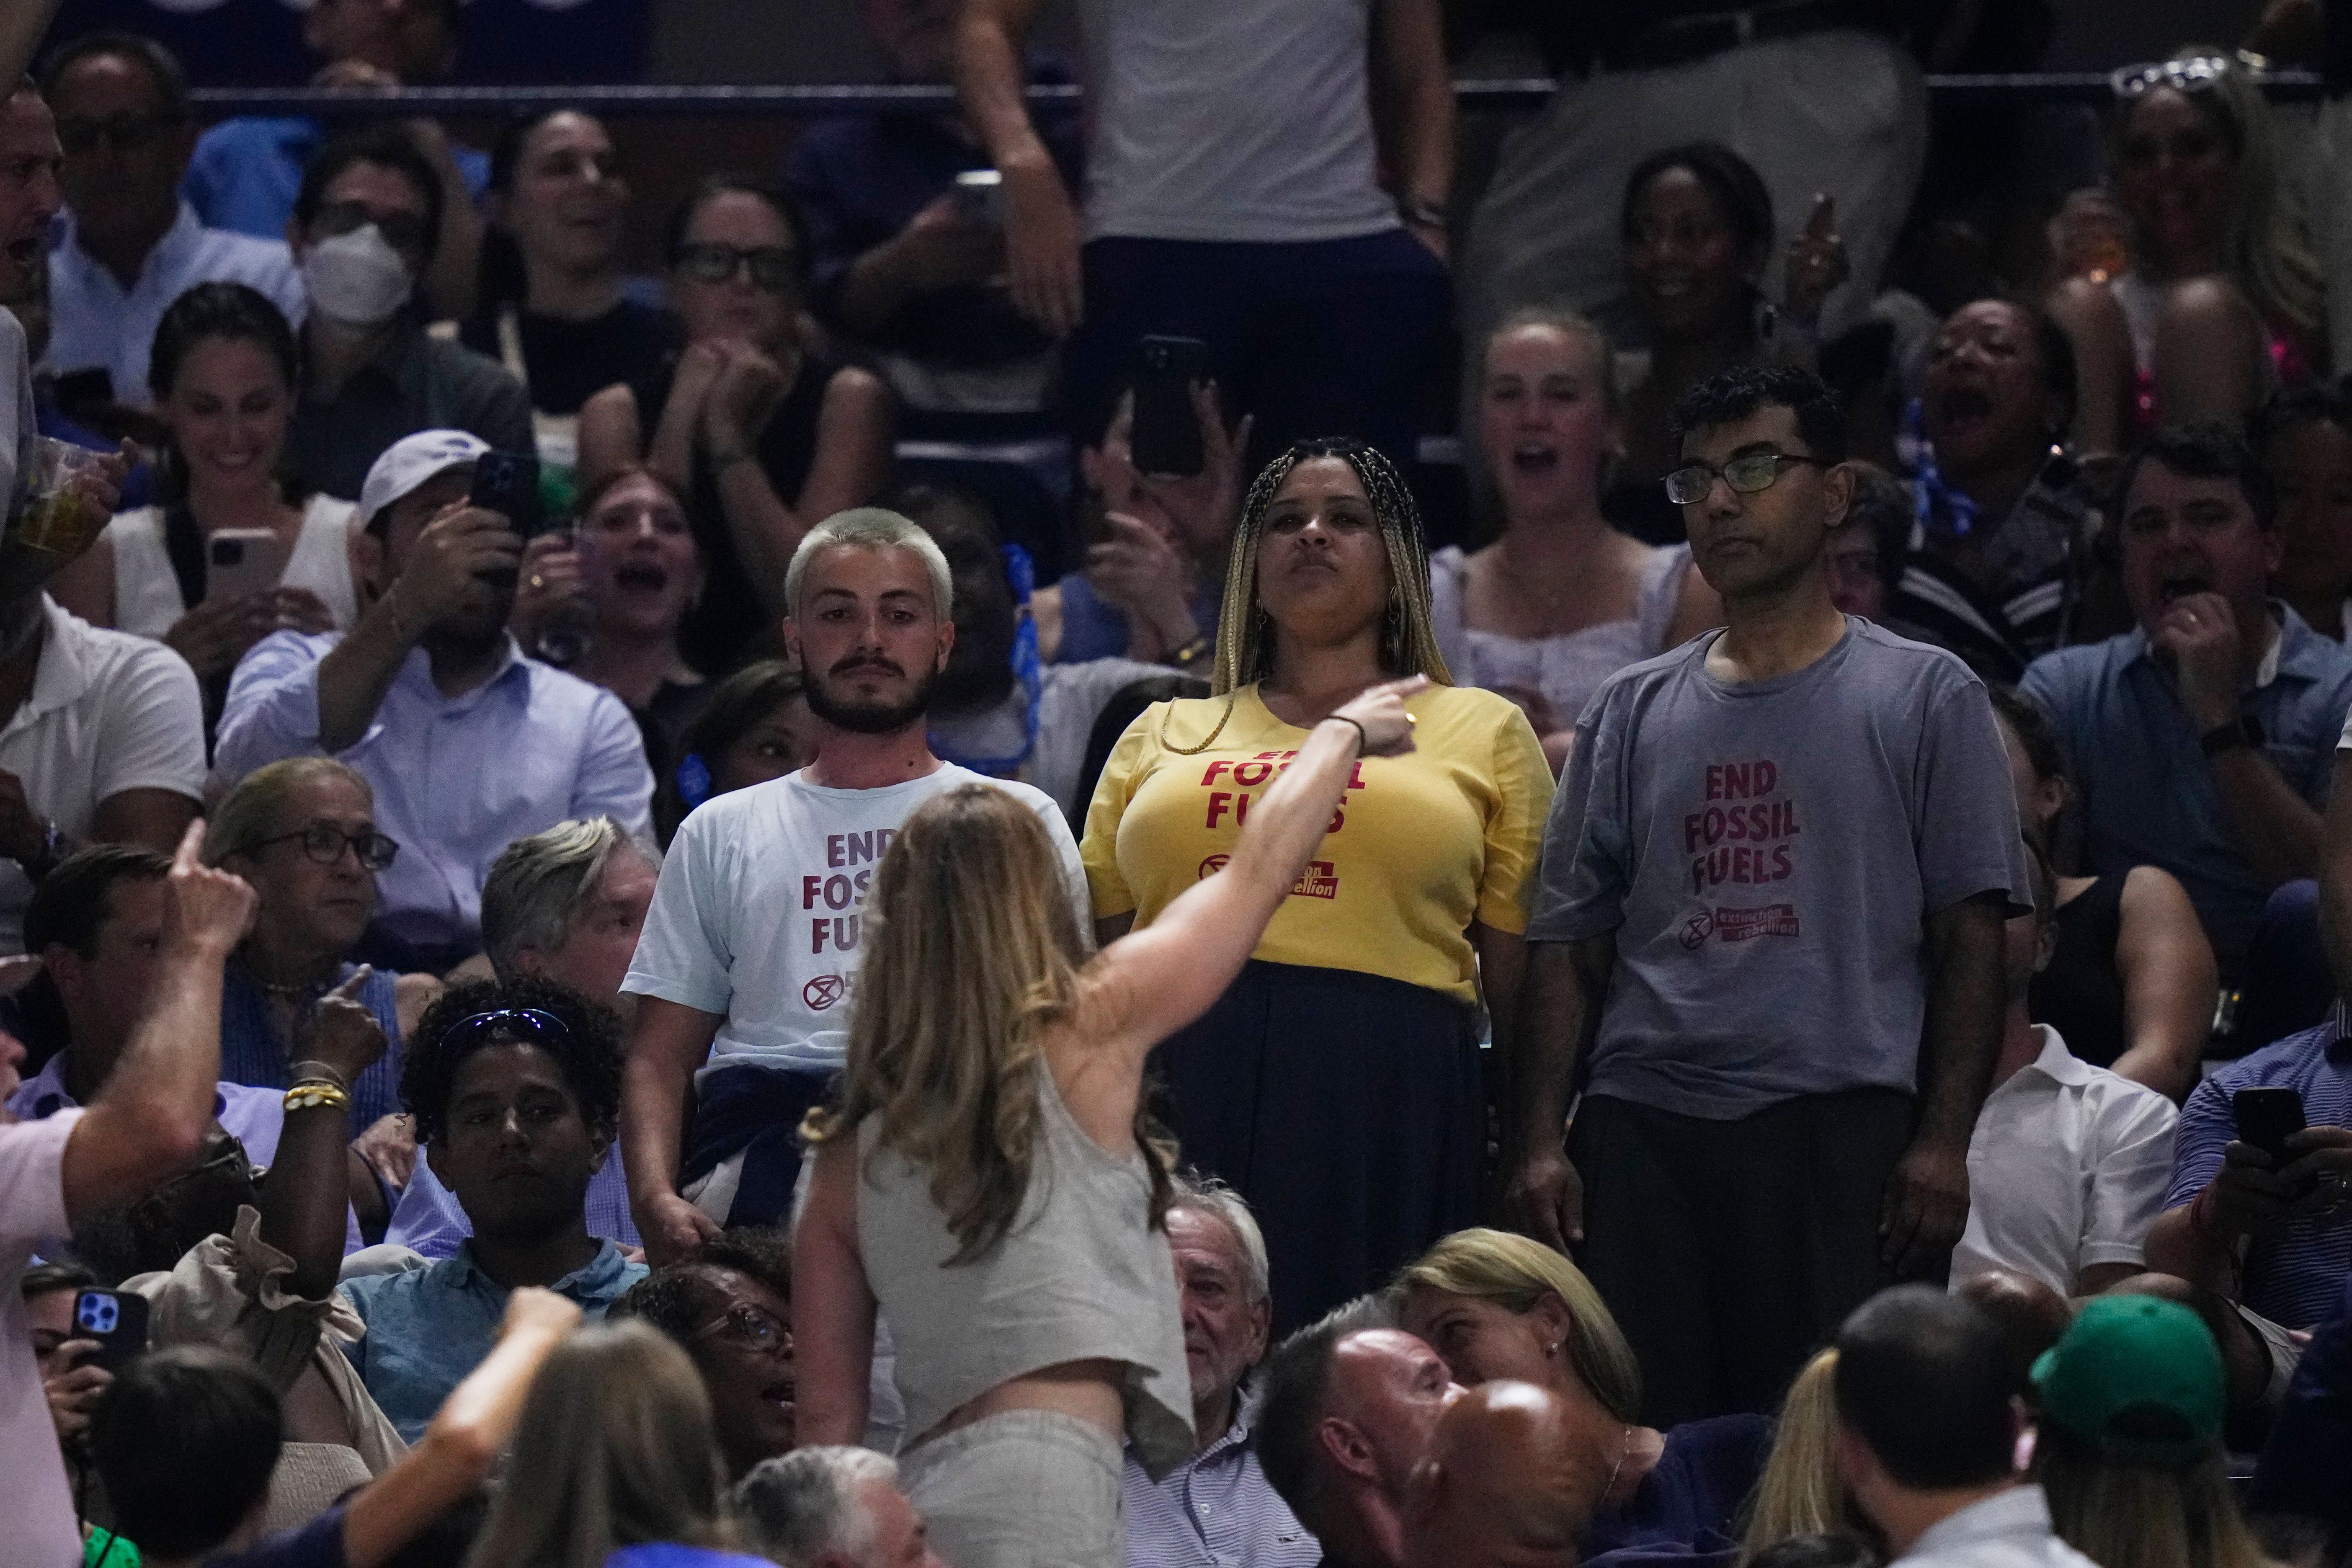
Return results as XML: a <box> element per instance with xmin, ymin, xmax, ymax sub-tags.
<box><xmin>103</xmin><ymin>494</ymin><xmax>361</xmax><ymax>638</ymax></box>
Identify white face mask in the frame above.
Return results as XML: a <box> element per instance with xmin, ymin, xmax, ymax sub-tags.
<box><xmin>302</xmin><ymin>222</ymin><xmax>414</xmax><ymax>327</ymax></box>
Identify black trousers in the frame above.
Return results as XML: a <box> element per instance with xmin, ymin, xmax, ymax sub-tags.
<box><xmin>1154</xmin><ymin>961</ymin><xmax>1485</xmax><ymax>1338</ymax></box>
<box><xmin>1569</xmin><ymin>1088</ymin><xmax>1916</xmax><ymax>1427</ymax></box>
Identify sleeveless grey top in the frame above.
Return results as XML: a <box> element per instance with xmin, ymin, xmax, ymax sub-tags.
<box><xmin>1429</xmin><ymin>542</ymin><xmax>1695</xmax><ymax>730</ymax></box>
<box><xmin>856</xmin><ymin>1060</ymin><xmax>1194</xmax><ymax>1475</ymax></box>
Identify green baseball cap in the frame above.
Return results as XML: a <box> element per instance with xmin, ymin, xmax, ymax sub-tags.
<box><xmin>2030</xmin><ymin>1295</ymin><xmax>2225</xmax><ymax>1466</ymax></box>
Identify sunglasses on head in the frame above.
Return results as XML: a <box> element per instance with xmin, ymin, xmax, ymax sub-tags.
<box><xmin>2109</xmin><ymin>52</ymin><xmax>2247</xmax><ymax>100</ymax></box>
<box><xmin>674</xmin><ymin>242</ymin><xmax>797</xmax><ymax>293</ymax></box>
<box><xmin>436</xmin><ymin>1006</ymin><xmax>573</xmax><ymax>1055</ymax></box>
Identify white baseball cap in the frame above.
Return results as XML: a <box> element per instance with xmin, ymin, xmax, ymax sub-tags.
<box><xmin>358</xmin><ymin>430</ymin><xmax>492</xmax><ymax>531</ymax></box>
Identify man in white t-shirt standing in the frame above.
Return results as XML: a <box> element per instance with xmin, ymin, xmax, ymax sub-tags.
<box><xmin>620</xmin><ymin>508</ymin><xmax>1086</xmax><ymax>1263</ymax></box>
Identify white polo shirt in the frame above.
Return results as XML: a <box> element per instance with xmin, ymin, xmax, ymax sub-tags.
<box><xmin>1951</xmin><ymin>1025</ymin><xmax>2179</xmax><ymax>1295</ymax></box>
<box><xmin>0</xmin><ymin>596</ymin><xmax>206</xmax><ymax>952</ymax></box>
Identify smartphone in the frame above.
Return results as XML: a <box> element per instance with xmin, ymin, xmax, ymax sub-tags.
<box><xmin>72</xmin><ymin>1289</ymin><xmax>150</xmax><ymax>1372</ymax></box>
<box><xmin>468</xmin><ymin>451</ymin><xmax>542</xmax><ymax>535</ymax></box>
<box><xmin>2233</xmin><ymin>1086</ymin><xmax>2307</xmax><ymax>1168</ymax></box>
<box><xmin>952</xmin><ymin>168</ymin><xmax>1004</xmax><ymax>228</ymax></box>
<box><xmin>1130</xmin><ymin>335</ymin><xmax>1210</xmax><ymax>478</ymax></box>
<box><xmin>206</xmin><ymin>528</ymin><xmax>283</xmax><ymax>603</ymax></box>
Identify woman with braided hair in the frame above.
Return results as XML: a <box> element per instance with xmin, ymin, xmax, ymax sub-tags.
<box><xmin>1080</xmin><ymin>437</ymin><xmax>1554</xmax><ymax>1333</ymax></box>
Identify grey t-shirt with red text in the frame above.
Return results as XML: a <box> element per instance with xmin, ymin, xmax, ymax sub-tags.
<box><xmin>1530</xmin><ymin>617</ymin><xmax>2030</xmax><ymax>1120</ymax></box>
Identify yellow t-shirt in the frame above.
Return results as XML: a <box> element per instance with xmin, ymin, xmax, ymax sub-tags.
<box><xmin>1080</xmin><ymin>682</ymin><xmax>1554</xmax><ymax>1003</ymax></box>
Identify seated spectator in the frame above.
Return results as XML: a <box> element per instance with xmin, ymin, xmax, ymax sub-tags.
<box><xmin>1826</xmin><ymin>464</ymin><xmax>1912</xmax><ymax>622</ymax></box>
<box><xmin>185</xmin><ymin>0</ymin><xmax>485</xmax><ymax>320</ymax></box>
<box><xmin>2253</xmin><ymin>382</ymin><xmax>2352</xmax><ymax>641</ymax></box>
<box><xmin>0</xmin><ymin>820</ymin><xmax>253</xmax><ymax>1565</ymax></box>
<box><xmin>1603</xmin><ymin>144</ymin><xmax>1846</xmax><ymax>543</ymax></box>
<box><xmin>38</xmin><ymin>34</ymin><xmax>304</xmax><ymax>415</ymax></box>
<box><xmin>86</xmin><ymin>1288</ymin><xmax>579</xmax><ymax>1568</ymax></box>
<box><xmin>383</xmin><ymin>816</ymin><xmax>651</xmax><ymax>1258</ymax></box>
<box><xmin>2030</xmin><ymin>1294</ymin><xmax>2264</xmax><ymax>1568</ymax></box>
<box><xmin>735</xmin><ymin>1446</ymin><xmax>947</xmax><ymax>1568</ymax></box>
<box><xmin>1950</xmin><ymin>842</ymin><xmax>2179</xmax><ymax>1296</ymax></box>
<box><xmin>1256</xmin><ymin>1306</ymin><xmax>1466</xmax><ymax>1568</ymax></box>
<box><xmin>2046</xmin><ymin>50</ymin><xmax>2324</xmax><ymax>436</ymax></box>
<box><xmin>464</xmin><ymin>1320</ymin><xmax>773</xmax><ymax>1568</ymax></box>
<box><xmin>2020</xmin><ymin>423</ymin><xmax>2352</xmax><ymax>988</ymax></box>
<box><xmin>1393</xmin><ymin>1228</ymin><xmax>1769</xmax><ymax>1562</ymax></box>
<box><xmin>1831</xmin><ymin>1287</ymin><xmax>2090</xmax><ymax>1568</ymax></box>
<box><xmin>52</xmin><ymin>285</ymin><xmax>362</xmax><ymax>694</ymax></box>
<box><xmin>1124</xmin><ymin>1177</ymin><xmax>1318</xmax><ymax>1568</ymax></box>
<box><xmin>1991</xmin><ymin>686</ymin><xmax>2213</xmax><ymax>1097</ymax></box>
<box><xmin>1034</xmin><ymin>382</ymin><xmax>1240</xmax><ymax>670</ymax></box>
<box><xmin>1953</xmin><ymin>1272</ymin><xmax>2073</xmax><ymax>1399</ymax></box>
<box><xmin>1429</xmin><ymin>309</ymin><xmax>1720</xmax><ymax>771</ymax></box>
<box><xmin>651</xmin><ymin>658</ymin><xmax>812</xmax><ymax>847</ymax></box>
<box><xmin>460</xmin><ymin>109</ymin><xmax>674</xmax><ymax>451</ymax></box>
<box><xmin>1400</xmin><ymin>1381</ymin><xmax>1590</xmax><ymax>1568</ymax></box>
<box><xmin>579</xmin><ymin>174</ymin><xmax>891</xmax><ymax>676</ymax></box>
<box><xmin>338</xmin><ymin>977</ymin><xmax>646</xmax><ymax>1442</ymax></box>
<box><xmin>610</xmin><ymin>1228</ymin><xmax>795</xmax><ymax>1480</ymax></box>
<box><xmin>1884</xmin><ymin>301</ymin><xmax>2091</xmax><ymax>682</ymax></box>
<box><xmin>282</xmin><ymin>127</ymin><xmax>531</xmax><ymax>504</ymax></box>
<box><xmin>201</xmin><ymin>758</ymin><xmax>436</xmax><ymax>1137</ymax></box>
<box><xmin>907</xmin><ymin>481</ymin><xmax>1171</xmax><ymax>817</ymax></box>
<box><xmin>1738</xmin><ymin>1351</ymin><xmax>1865</xmax><ymax>1562</ymax></box>
<box><xmin>216</xmin><ymin>430</ymin><xmax>653</xmax><ymax>971</ymax></box>
<box><xmin>2249</xmin><ymin>1271</ymin><xmax>2352</xmax><ymax>1546</ymax></box>
<box><xmin>782</xmin><ymin>0</ymin><xmax>1078</xmax><ymax>425</ymax></box>
<box><xmin>510</xmin><ymin>465</ymin><xmax>709</xmax><ymax>763</ymax></box>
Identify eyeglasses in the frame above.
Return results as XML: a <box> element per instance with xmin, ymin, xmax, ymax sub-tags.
<box><xmin>674</xmin><ymin>243</ymin><xmax>797</xmax><ymax>293</ymax></box>
<box><xmin>436</xmin><ymin>1006</ymin><xmax>573</xmax><ymax>1055</ymax></box>
<box><xmin>243</xmin><ymin>823</ymin><xmax>400</xmax><ymax>872</ymax></box>
<box><xmin>2109</xmin><ymin>53</ymin><xmax>2244</xmax><ymax>100</ymax></box>
<box><xmin>1663</xmin><ymin>451</ymin><xmax>1825</xmax><ymax>505</ymax></box>
<box><xmin>694</xmin><ymin>1302</ymin><xmax>793</xmax><ymax>1359</ymax></box>
<box><xmin>55</xmin><ymin>111</ymin><xmax>184</xmax><ymax>156</ymax></box>
<box><xmin>312</xmin><ymin>200</ymin><xmax>431</xmax><ymax>258</ymax></box>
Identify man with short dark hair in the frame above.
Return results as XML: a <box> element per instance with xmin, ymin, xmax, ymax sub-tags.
<box><xmin>1509</xmin><ymin>365</ymin><xmax>2027</xmax><ymax>1426</ymax></box>
<box><xmin>1834</xmin><ymin>1286</ymin><xmax>2092</xmax><ymax>1568</ymax></box>
<box><xmin>2023</xmin><ymin>423</ymin><xmax>2352</xmax><ymax>983</ymax></box>
<box><xmin>39</xmin><ymin>32</ymin><xmax>304</xmax><ymax>407</ymax></box>
<box><xmin>612</xmin><ymin>1228</ymin><xmax>796</xmax><ymax>1479</ymax></box>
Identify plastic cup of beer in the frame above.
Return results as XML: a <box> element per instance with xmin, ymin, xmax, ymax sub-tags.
<box><xmin>13</xmin><ymin>438</ymin><xmax>112</xmax><ymax>557</ymax></box>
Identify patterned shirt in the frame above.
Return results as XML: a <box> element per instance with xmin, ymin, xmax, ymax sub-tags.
<box><xmin>1124</xmin><ymin>1385</ymin><xmax>1320</xmax><ymax>1568</ymax></box>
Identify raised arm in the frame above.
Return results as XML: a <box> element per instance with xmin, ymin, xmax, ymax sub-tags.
<box><xmin>61</xmin><ymin>822</ymin><xmax>257</xmax><ymax>1222</ymax></box>
<box><xmin>792</xmin><ymin>1137</ymin><xmax>876</xmax><ymax>1449</ymax></box>
<box><xmin>954</xmin><ymin>0</ymin><xmax>1081</xmax><ymax>336</ymax></box>
<box><xmin>255</xmin><ymin>970</ymin><xmax>387</xmax><ymax>1300</ymax></box>
<box><xmin>1085</xmin><ymin>678</ymin><xmax>1425</xmax><ymax>1064</ymax></box>
<box><xmin>620</xmin><ymin>996</ymin><xmax>725</xmax><ymax>1266</ymax></box>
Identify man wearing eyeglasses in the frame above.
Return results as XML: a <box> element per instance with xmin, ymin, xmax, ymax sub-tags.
<box><xmin>1506</xmin><ymin>365</ymin><xmax>2027</xmax><ymax>1426</ymax></box>
<box><xmin>39</xmin><ymin>34</ymin><xmax>305</xmax><ymax>413</ymax></box>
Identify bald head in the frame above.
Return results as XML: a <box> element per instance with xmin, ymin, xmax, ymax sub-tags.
<box><xmin>1404</xmin><ymin>1381</ymin><xmax>1593</xmax><ymax>1568</ymax></box>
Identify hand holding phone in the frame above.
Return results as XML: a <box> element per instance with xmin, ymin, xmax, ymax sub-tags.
<box><xmin>2233</xmin><ymin>1086</ymin><xmax>2307</xmax><ymax>1168</ymax></box>
<box><xmin>1130</xmin><ymin>335</ymin><xmax>1210</xmax><ymax>478</ymax></box>
<box><xmin>72</xmin><ymin>1289</ymin><xmax>150</xmax><ymax>1372</ymax></box>
<box><xmin>468</xmin><ymin>451</ymin><xmax>542</xmax><ymax>535</ymax></box>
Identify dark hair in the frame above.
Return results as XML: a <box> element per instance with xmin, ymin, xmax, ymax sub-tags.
<box><xmin>2251</xmin><ymin>381</ymin><xmax>2352</xmax><ymax>454</ymax></box>
<box><xmin>610</xmin><ymin>1227</ymin><xmax>792</xmax><ymax>1355</ymax></box>
<box><xmin>576</xmin><ymin>462</ymin><xmax>694</xmax><ymax>526</ymax></box>
<box><xmin>1840</xmin><ymin>463</ymin><xmax>1915</xmax><ymax>595</ymax></box>
<box><xmin>654</xmin><ymin>660</ymin><xmax>807</xmax><ymax>846</ymax></box>
<box><xmin>2115</xmin><ymin>422</ymin><xmax>2279</xmax><ymax>530</ymax></box>
<box><xmin>147</xmin><ymin>280</ymin><xmax>299</xmax><ymax>405</ymax></box>
<box><xmin>1747</xmin><ymin>1534</ymin><xmax>1882</xmax><ymax>1568</ymax></box>
<box><xmin>1673</xmin><ymin>364</ymin><xmax>1849</xmax><ymax>466</ymax></box>
<box><xmin>1620</xmin><ymin>142</ymin><xmax>1776</xmax><ymax>258</ymax></box>
<box><xmin>91</xmin><ymin>1346</ymin><xmax>283</xmax><ymax>1560</ymax></box>
<box><xmin>662</xmin><ymin>172</ymin><xmax>810</xmax><ymax>292</ymax></box>
<box><xmin>39</xmin><ymin>31</ymin><xmax>189</xmax><ymax>121</ymax></box>
<box><xmin>477</xmin><ymin>108</ymin><xmax>603</xmax><ymax>311</ymax></box>
<box><xmin>1074</xmin><ymin>675</ymin><xmax>1210</xmax><ymax>826</ymax></box>
<box><xmin>2026</xmin><ymin>308</ymin><xmax>2082</xmax><ymax>440</ymax></box>
<box><xmin>1255</xmin><ymin>1296</ymin><xmax>1400</xmax><ymax>1529</ymax></box>
<box><xmin>24</xmin><ymin>843</ymin><xmax>170</xmax><ymax>960</ymax></box>
<box><xmin>888</xmin><ymin>479</ymin><xmax>1001</xmax><ymax>547</ymax></box>
<box><xmin>1834</xmin><ymin>1285</ymin><xmax>2018</xmax><ymax>1490</ymax></box>
<box><xmin>294</xmin><ymin>123</ymin><xmax>446</xmax><ymax>264</ymax></box>
<box><xmin>401</xmin><ymin>975</ymin><xmax>624</xmax><ymax>1145</ymax></box>
<box><xmin>486</xmin><ymin>106</ymin><xmax>588</xmax><ymax>196</ymax></box>
<box><xmin>1988</xmin><ymin>685</ymin><xmax>2068</xmax><ymax>784</ymax></box>
<box><xmin>20</xmin><ymin>1260</ymin><xmax>95</xmax><ymax>1300</ymax></box>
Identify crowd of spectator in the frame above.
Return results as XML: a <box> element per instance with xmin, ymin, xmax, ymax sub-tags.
<box><xmin>9</xmin><ymin>0</ymin><xmax>2352</xmax><ymax>1566</ymax></box>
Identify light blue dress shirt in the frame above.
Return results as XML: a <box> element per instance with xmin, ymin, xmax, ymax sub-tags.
<box><xmin>45</xmin><ymin>202</ymin><xmax>306</xmax><ymax>404</ymax></box>
<box><xmin>214</xmin><ymin>629</ymin><xmax>653</xmax><ymax>950</ymax></box>
<box><xmin>386</xmin><ymin>1140</ymin><xmax>641</xmax><ymax>1257</ymax></box>
<box><xmin>338</xmin><ymin>1238</ymin><xmax>646</xmax><ymax>1442</ymax></box>
<box><xmin>1123</xmin><ymin>1385</ymin><xmax>1320</xmax><ymax>1568</ymax></box>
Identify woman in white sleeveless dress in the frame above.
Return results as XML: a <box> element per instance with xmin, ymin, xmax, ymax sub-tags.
<box><xmin>52</xmin><ymin>283</ymin><xmax>361</xmax><ymax>688</ymax></box>
<box><xmin>1429</xmin><ymin>309</ymin><xmax>1723</xmax><ymax>773</ymax></box>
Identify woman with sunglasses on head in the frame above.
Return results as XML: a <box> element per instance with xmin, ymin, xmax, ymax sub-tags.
<box><xmin>2046</xmin><ymin>47</ymin><xmax>2326</xmax><ymax>435</ymax></box>
<box><xmin>458</xmin><ymin>110</ymin><xmax>676</xmax><ymax>462</ymax></box>
<box><xmin>1078</xmin><ymin>438</ymin><xmax>1553</xmax><ymax>1336</ymax></box>
<box><xmin>580</xmin><ymin>173</ymin><xmax>893</xmax><ymax>676</ymax></box>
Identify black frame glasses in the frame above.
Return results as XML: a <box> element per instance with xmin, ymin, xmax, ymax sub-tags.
<box><xmin>244</xmin><ymin>823</ymin><xmax>400</xmax><ymax>872</ymax></box>
<box><xmin>436</xmin><ymin>1006</ymin><xmax>574</xmax><ymax>1055</ymax></box>
<box><xmin>694</xmin><ymin>1302</ymin><xmax>793</xmax><ymax>1358</ymax></box>
<box><xmin>674</xmin><ymin>242</ymin><xmax>798</xmax><ymax>293</ymax></box>
<box><xmin>1663</xmin><ymin>451</ymin><xmax>1825</xmax><ymax>506</ymax></box>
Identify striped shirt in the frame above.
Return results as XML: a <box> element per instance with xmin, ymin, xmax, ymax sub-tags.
<box><xmin>1884</xmin><ymin>456</ymin><xmax>2086</xmax><ymax>685</ymax></box>
<box><xmin>2163</xmin><ymin>1020</ymin><xmax>2352</xmax><ymax>1328</ymax></box>
<box><xmin>1124</xmin><ymin>1384</ymin><xmax>1320</xmax><ymax>1568</ymax></box>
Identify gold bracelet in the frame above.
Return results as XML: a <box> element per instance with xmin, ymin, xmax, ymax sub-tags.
<box><xmin>284</xmin><ymin>1081</ymin><xmax>351</xmax><ymax>1114</ymax></box>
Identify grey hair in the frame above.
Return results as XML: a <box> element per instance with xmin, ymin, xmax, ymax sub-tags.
<box><xmin>1170</xmin><ymin>1174</ymin><xmax>1271</xmax><ymax>1305</ymax></box>
<box><xmin>479</xmin><ymin>817</ymin><xmax>659</xmax><ymax>978</ymax></box>
<box><xmin>732</xmin><ymin>1447</ymin><xmax>899</xmax><ymax>1568</ymax></box>
<box><xmin>782</xmin><ymin>508</ymin><xmax>954</xmax><ymax>621</ymax></box>
<box><xmin>202</xmin><ymin>758</ymin><xmax>373</xmax><ymax>867</ymax></box>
